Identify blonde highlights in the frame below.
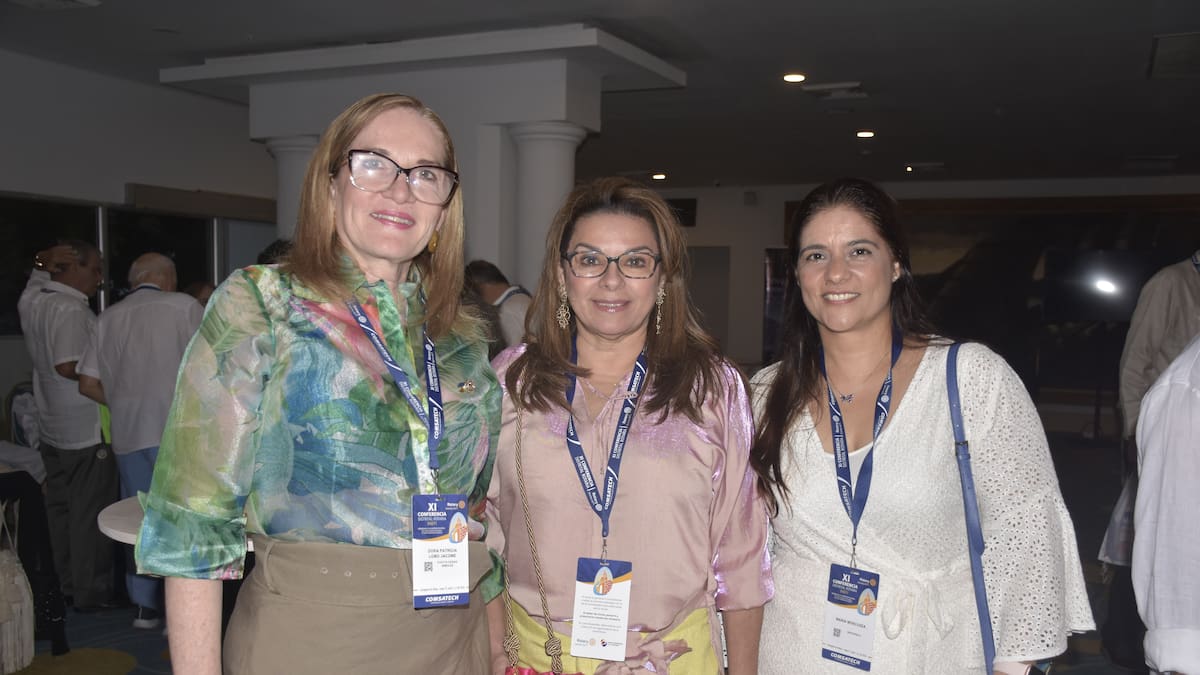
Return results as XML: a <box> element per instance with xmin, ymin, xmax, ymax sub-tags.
<box><xmin>283</xmin><ymin>93</ymin><xmax>471</xmax><ymax>339</ymax></box>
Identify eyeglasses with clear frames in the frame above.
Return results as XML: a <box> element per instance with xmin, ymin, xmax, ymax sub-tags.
<box><xmin>562</xmin><ymin>250</ymin><xmax>662</xmax><ymax>279</ymax></box>
<box><xmin>342</xmin><ymin>150</ymin><xmax>460</xmax><ymax>206</ymax></box>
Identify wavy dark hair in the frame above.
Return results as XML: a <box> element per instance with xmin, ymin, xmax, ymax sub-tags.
<box><xmin>749</xmin><ymin>178</ymin><xmax>936</xmax><ymax>515</ymax></box>
<box><xmin>505</xmin><ymin>177</ymin><xmax>727</xmax><ymax>422</ymax></box>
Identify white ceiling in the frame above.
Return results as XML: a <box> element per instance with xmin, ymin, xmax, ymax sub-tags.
<box><xmin>3</xmin><ymin>0</ymin><xmax>1199</xmax><ymax>187</ymax></box>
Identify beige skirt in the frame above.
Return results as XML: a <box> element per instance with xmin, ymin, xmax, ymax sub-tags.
<box><xmin>223</xmin><ymin>536</ymin><xmax>492</xmax><ymax>675</ymax></box>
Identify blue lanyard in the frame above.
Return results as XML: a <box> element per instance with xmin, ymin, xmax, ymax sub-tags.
<box><xmin>821</xmin><ymin>331</ymin><xmax>903</xmax><ymax>567</ymax></box>
<box><xmin>564</xmin><ymin>337</ymin><xmax>648</xmax><ymax>552</ymax></box>
<box><xmin>347</xmin><ymin>298</ymin><xmax>445</xmax><ymax>487</ymax></box>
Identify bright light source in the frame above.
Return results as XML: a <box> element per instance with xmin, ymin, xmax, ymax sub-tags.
<box><xmin>783</xmin><ymin>73</ymin><xmax>807</xmax><ymax>83</ymax></box>
<box><xmin>856</xmin><ymin>130</ymin><xmax>875</xmax><ymax>138</ymax></box>
<box><xmin>1094</xmin><ymin>279</ymin><xmax>1118</xmax><ymax>294</ymax></box>
<box><xmin>651</xmin><ymin>173</ymin><xmax>667</xmax><ymax>181</ymax></box>
<box><xmin>905</xmin><ymin>165</ymin><xmax>913</xmax><ymax>172</ymax></box>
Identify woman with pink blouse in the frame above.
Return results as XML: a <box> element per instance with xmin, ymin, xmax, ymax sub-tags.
<box><xmin>484</xmin><ymin>177</ymin><xmax>773</xmax><ymax>674</ymax></box>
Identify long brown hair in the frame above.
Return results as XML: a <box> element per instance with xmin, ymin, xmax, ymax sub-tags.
<box><xmin>283</xmin><ymin>93</ymin><xmax>471</xmax><ymax>339</ymax></box>
<box><xmin>749</xmin><ymin>178</ymin><xmax>936</xmax><ymax>515</ymax></box>
<box><xmin>506</xmin><ymin>177</ymin><xmax>727</xmax><ymax>421</ymax></box>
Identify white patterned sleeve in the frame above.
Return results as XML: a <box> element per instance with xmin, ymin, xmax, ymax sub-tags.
<box><xmin>957</xmin><ymin>343</ymin><xmax>1096</xmax><ymax>663</ymax></box>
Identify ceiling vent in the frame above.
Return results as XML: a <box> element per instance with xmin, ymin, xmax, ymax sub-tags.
<box><xmin>1149</xmin><ymin>32</ymin><xmax>1200</xmax><ymax>78</ymax></box>
<box><xmin>1121</xmin><ymin>155</ymin><xmax>1179</xmax><ymax>172</ymax></box>
<box><xmin>905</xmin><ymin>161</ymin><xmax>947</xmax><ymax>175</ymax></box>
<box><xmin>6</xmin><ymin>0</ymin><xmax>99</xmax><ymax>7</ymax></box>
<box><xmin>7</xmin><ymin>0</ymin><xmax>100</xmax><ymax>7</ymax></box>
<box><xmin>800</xmin><ymin>81</ymin><xmax>868</xmax><ymax>101</ymax></box>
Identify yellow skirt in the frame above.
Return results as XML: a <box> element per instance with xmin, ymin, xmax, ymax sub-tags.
<box><xmin>506</xmin><ymin>600</ymin><xmax>719</xmax><ymax>674</ymax></box>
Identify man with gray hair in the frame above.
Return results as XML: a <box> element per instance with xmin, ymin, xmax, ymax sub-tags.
<box><xmin>78</xmin><ymin>251</ymin><xmax>204</xmax><ymax>629</ymax></box>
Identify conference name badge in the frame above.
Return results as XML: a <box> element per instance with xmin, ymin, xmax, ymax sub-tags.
<box><xmin>411</xmin><ymin>493</ymin><xmax>470</xmax><ymax>608</ymax></box>
<box><xmin>821</xmin><ymin>563</ymin><xmax>881</xmax><ymax>671</ymax></box>
<box><xmin>569</xmin><ymin>557</ymin><xmax>632</xmax><ymax>662</ymax></box>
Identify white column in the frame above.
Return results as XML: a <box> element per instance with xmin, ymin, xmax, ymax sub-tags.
<box><xmin>508</xmin><ymin>121</ymin><xmax>587</xmax><ymax>289</ymax></box>
<box><xmin>265</xmin><ymin>135</ymin><xmax>319</xmax><ymax>239</ymax></box>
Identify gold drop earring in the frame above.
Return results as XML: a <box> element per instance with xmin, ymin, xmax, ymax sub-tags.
<box><xmin>556</xmin><ymin>284</ymin><xmax>572</xmax><ymax>330</ymax></box>
<box><xmin>654</xmin><ymin>285</ymin><xmax>666</xmax><ymax>335</ymax></box>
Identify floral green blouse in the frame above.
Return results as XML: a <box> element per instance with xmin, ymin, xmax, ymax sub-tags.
<box><xmin>135</xmin><ymin>264</ymin><xmax>501</xmax><ymax>596</ymax></box>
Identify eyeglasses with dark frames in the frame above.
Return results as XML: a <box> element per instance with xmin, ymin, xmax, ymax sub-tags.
<box><xmin>340</xmin><ymin>150</ymin><xmax>459</xmax><ymax>206</ymax></box>
<box><xmin>562</xmin><ymin>250</ymin><xmax>662</xmax><ymax>279</ymax></box>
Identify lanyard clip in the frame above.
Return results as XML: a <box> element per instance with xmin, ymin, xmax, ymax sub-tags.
<box><xmin>600</xmin><ymin>537</ymin><xmax>609</xmax><ymax>564</ymax></box>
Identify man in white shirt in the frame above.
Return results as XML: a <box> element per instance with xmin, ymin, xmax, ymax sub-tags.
<box><xmin>77</xmin><ymin>252</ymin><xmax>203</xmax><ymax>629</ymax></box>
<box><xmin>18</xmin><ymin>242</ymin><xmax>119</xmax><ymax>611</ymax></box>
<box><xmin>465</xmin><ymin>260</ymin><xmax>531</xmax><ymax>349</ymax></box>
<box><xmin>1105</xmin><ymin>252</ymin><xmax>1200</xmax><ymax>668</ymax></box>
<box><xmin>1133</xmin><ymin>333</ymin><xmax>1200</xmax><ymax>675</ymax></box>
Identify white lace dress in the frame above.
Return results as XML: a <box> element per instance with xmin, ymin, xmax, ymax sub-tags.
<box><xmin>751</xmin><ymin>342</ymin><xmax>1094</xmax><ymax>674</ymax></box>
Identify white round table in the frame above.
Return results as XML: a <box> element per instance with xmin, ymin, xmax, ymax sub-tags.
<box><xmin>97</xmin><ymin>495</ymin><xmax>143</xmax><ymax>545</ymax></box>
<box><xmin>98</xmin><ymin>495</ymin><xmax>254</xmax><ymax>550</ymax></box>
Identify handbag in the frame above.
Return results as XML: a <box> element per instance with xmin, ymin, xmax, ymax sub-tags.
<box><xmin>501</xmin><ymin>408</ymin><xmax>583</xmax><ymax>675</ymax></box>
<box><xmin>946</xmin><ymin>343</ymin><xmax>998</xmax><ymax>675</ymax></box>
<box><xmin>947</xmin><ymin>345</ymin><xmax>1052</xmax><ymax>675</ymax></box>
<box><xmin>0</xmin><ymin>502</ymin><xmax>34</xmax><ymax>674</ymax></box>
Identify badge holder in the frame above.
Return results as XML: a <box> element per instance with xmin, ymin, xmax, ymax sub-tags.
<box><xmin>822</xmin><ymin>563</ymin><xmax>881</xmax><ymax>671</ymax></box>
<box><xmin>411</xmin><ymin>491</ymin><xmax>470</xmax><ymax>608</ymax></box>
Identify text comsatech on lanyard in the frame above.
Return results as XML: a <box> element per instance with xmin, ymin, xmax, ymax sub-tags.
<box><xmin>564</xmin><ymin>338</ymin><xmax>646</xmax><ymax>661</ymax></box>
<box><xmin>817</xmin><ymin>331</ymin><xmax>902</xmax><ymax>672</ymax></box>
<box><xmin>347</xmin><ymin>299</ymin><xmax>444</xmax><ymax>477</ymax></box>
<box><xmin>564</xmin><ymin>338</ymin><xmax>648</xmax><ymax>543</ymax></box>
<box><xmin>821</xmin><ymin>331</ymin><xmax>903</xmax><ymax>564</ymax></box>
<box><xmin>347</xmin><ymin>298</ymin><xmax>470</xmax><ymax>608</ymax></box>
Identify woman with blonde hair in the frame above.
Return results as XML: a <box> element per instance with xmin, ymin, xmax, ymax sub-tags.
<box><xmin>485</xmin><ymin>177</ymin><xmax>772</xmax><ymax>674</ymax></box>
<box><xmin>137</xmin><ymin>93</ymin><xmax>501</xmax><ymax>674</ymax></box>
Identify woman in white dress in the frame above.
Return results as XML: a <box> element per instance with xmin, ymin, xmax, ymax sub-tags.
<box><xmin>749</xmin><ymin>178</ymin><xmax>1094</xmax><ymax>674</ymax></box>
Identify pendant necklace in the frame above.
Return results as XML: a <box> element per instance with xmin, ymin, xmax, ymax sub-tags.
<box><xmin>826</xmin><ymin>351</ymin><xmax>890</xmax><ymax>404</ymax></box>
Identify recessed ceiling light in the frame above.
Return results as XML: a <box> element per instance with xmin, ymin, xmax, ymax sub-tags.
<box><xmin>856</xmin><ymin>130</ymin><xmax>875</xmax><ymax>139</ymax></box>
<box><xmin>651</xmin><ymin>173</ymin><xmax>667</xmax><ymax>181</ymax></box>
<box><xmin>783</xmin><ymin>73</ymin><xmax>806</xmax><ymax>83</ymax></box>
<box><xmin>905</xmin><ymin>165</ymin><xmax>913</xmax><ymax>172</ymax></box>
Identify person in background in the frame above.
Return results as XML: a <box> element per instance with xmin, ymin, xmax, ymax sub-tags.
<box><xmin>136</xmin><ymin>93</ymin><xmax>501</xmax><ymax>675</ymax></box>
<box><xmin>182</xmin><ymin>280</ymin><xmax>215</xmax><ymax>307</ymax></box>
<box><xmin>1119</xmin><ymin>251</ymin><xmax>1200</xmax><ymax>439</ymax></box>
<box><xmin>485</xmin><ymin>177</ymin><xmax>771</xmax><ymax>674</ymax></box>
<box><xmin>77</xmin><ymin>252</ymin><xmax>203</xmax><ymax>630</ymax></box>
<box><xmin>461</xmin><ymin>282</ymin><xmax>506</xmax><ymax>360</ymax></box>
<box><xmin>750</xmin><ymin>178</ymin><xmax>1093</xmax><ymax>674</ymax></box>
<box><xmin>1132</xmin><ymin>333</ymin><xmax>1200</xmax><ymax>675</ymax></box>
<box><xmin>256</xmin><ymin>238</ymin><xmax>293</xmax><ymax>265</ymax></box>
<box><xmin>18</xmin><ymin>242</ymin><xmax>120</xmax><ymax>612</ymax></box>
<box><xmin>1103</xmin><ymin>250</ymin><xmax>1200</xmax><ymax>670</ymax></box>
<box><xmin>465</xmin><ymin>259</ymin><xmax>532</xmax><ymax>349</ymax></box>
